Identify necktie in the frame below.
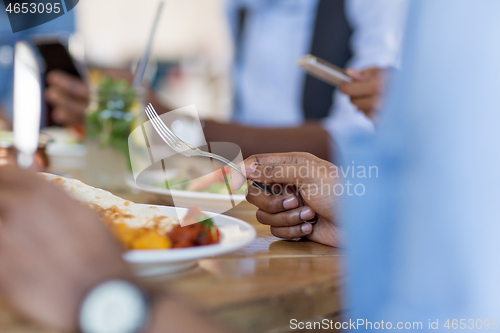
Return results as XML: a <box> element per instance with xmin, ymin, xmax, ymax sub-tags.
<box><xmin>302</xmin><ymin>0</ymin><xmax>353</xmax><ymax>120</ymax></box>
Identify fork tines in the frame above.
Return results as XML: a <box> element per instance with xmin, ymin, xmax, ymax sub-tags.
<box><xmin>144</xmin><ymin>103</ymin><xmax>182</xmax><ymax>150</ymax></box>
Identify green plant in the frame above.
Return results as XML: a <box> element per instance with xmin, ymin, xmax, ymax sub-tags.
<box><xmin>86</xmin><ymin>77</ymin><xmax>139</xmax><ymax>169</ymax></box>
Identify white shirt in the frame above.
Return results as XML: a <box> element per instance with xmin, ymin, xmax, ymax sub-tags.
<box><xmin>325</xmin><ymin>0</ymin><xmax>409</xmax><ymax>153</ymax></box>
<box><xmin>226</xmin><ymin>0</ymin><xmax>409</xmax><ymax>155</ymax></box>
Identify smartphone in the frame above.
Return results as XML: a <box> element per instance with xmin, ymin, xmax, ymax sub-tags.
<box><xmin>31</xmin><ymin>36</ymin><xmax>85</xmax><ymax>126</ymax></box>
<box><xmin>32</xmin><ymin>36</ymin><xmax>84</xmax><ymax>80</ymax></box>
<box><xmin>297</xmin><ymin>54</ymin><xmax>352</xmax><ymax>87</ymax></box>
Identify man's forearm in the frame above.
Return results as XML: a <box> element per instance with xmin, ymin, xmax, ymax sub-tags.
<box><xmin>151</xmin><ymin>99</ymin><xmax>332</xmax><ymax>160</ymax></box>
<box><xmin>147</xmin><ymin>296</ymin><xmax>234</xmax><ymax>333</ymax></box>
<box><xmin>203</xmin><ymin>120</ymin><xmax>332</xmax><ymax>160</ymax></box>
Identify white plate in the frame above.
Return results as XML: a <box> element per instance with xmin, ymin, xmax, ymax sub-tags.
<box><xmin>126</xmin><ymin>170</ymin><xmax>254</xmax><ymax>213</ymax></box>
<box><xmin>124</xmin><ymin>205</ymin><xmax>256</xmax><ymax>277</ymax></box>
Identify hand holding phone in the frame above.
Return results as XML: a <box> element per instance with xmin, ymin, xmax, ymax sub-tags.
<box><xmin>33</xmin><ymin>37</ymin><xmax>84</xmax><ymax>80</ymax></box>
<box><xmin>297</xmin><ymin>54</ymin><xmax>352</xmax><ymax>87</ymax></box>
<box><xmin>31</xmin><ymin>36</ymin><xmax>86</xmax><ymax>126</ymax></box>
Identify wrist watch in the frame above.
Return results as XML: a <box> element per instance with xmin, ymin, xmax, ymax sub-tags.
<box><xmin>79</xmin><ymin>279</ymin><xmax>150</xmax><ymax>333</ymax></box>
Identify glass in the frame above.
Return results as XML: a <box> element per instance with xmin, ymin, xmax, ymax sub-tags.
<box><xmin>84</xmin><ymin>75</ymin><xmax>144</xmax><ymax>190</ymax></box>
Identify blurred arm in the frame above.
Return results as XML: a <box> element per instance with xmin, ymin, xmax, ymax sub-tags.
<box><xmin>0</xmin><ymin>106</ymin><xmax>10</xmax><ymax>130</ymax></box>
<box><xmin>147</xmin><ymin>296</ymin><xmax>233</xmax><ymax>333</ymax></box>
<box><xmin>203</xmin><ymin>120</ymin><xmax>331</xmax><ymax>160</ymax></box>
<box><xmin>150</xmin><ymin>101</ymin><xmax>332</xmax><ymax>160</ymax></box>
<box><xmin>45</xmin><ymin>70</ymin><xmax>332</xmax><ymax>160</ymax></box>
<box><xmin>0</xmin><ymin>166</ymin><xmax>235</xmax><ymax>333</ymax></box>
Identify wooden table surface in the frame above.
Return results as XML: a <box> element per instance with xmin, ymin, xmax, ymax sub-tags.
<box><xmin>164</xmin><ymin>208</ymin><xmax>343</xmax><ymax>333</ymax></box>
<box><xmin>0</xmin><ymin>169</ymin><xmax>343</xmax><ymax>333</ymax></box>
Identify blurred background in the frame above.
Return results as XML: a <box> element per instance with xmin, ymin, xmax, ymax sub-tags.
<box><xmin>0</xmin><ymin>0</ymin><xmax>237</xmax><ymax>185</ymax></box>
<box><xmin>77</xmin><ymin>0</ymin><xmax>233</xmax><ymax>120</ymax></box>
<box><xmin>1</xmin><ymin>0</ymin><xmax>234</xmax><ymax>121</ymax></box>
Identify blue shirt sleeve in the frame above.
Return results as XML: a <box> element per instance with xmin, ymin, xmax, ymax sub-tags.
<box><xmin>0</xmin><ymin>4</ymin><xmax>75</xmax><ymax>119</ymax></box>
<box><xmin>343</xmin><ymin>0</ymin><xmax>500</xmax><ymax>326</ymax></box>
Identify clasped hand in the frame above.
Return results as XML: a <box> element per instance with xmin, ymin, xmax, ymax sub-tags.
<box><xmin>231</xmin><ymin>152</ymin><xmax>342</xmax><ymax>247</ymax></box>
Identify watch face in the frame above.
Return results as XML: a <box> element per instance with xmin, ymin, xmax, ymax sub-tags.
<box><xmin>80</xmin><ymin>280</ymin><xmax>149</xmax><ymax>333</ymax></box>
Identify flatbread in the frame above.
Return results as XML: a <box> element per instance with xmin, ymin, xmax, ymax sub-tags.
<box><xmin>39</xmin><ymin>173</ymin><xmax>179</xmax><ymax>233</ymax></box>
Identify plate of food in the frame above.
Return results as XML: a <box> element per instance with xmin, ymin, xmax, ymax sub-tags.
<box><xmin>126</xmin><ymin>166</ymin><xmax>255</xmax><ymax>213</ymax></box>
<box><xmin>41</xmin><ymin>173</ymin><xmax>256</xmax><ymax>277</ymax></box>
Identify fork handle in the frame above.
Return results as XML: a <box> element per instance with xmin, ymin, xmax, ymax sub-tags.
<box><xmin>200</xmin><ymin>152</ymin><xmax>275</xmax><ymax>194</ymax></box>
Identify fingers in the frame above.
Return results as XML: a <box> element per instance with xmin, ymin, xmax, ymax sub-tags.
<box><xmin>246</xmin><ymin>184</ymin><xmax>300</xmax><ymax>213</ymax></box>
<box><xmin>51</xmin><ymin>107</ymin><xmax>86</xmax><ymax>125</ymax></box>
<box><xmin>339</xmin><ymin>79</ymin><xmax>381</xmax><ymax>98</ymax></box>
<box><xmin>270</xmin><ymin>222</ymin><xmax>313</xmax><ymax>239</ymax></box>
<box><xmin>247</xmin><ymin>181</ymin><xmax>316</xmax><ymax>239</ymax></box>
<box><xmin>229</xmin><ymin>169</ymin><xmax>247</xmax><ymax>192</ymax></box>
<box><xmin>256</xmin><ymin>206</ymin><xmax>316</xmax><ymax>227</ymax></box>
<box><xmin>346</xmin><ymin>67</ymin><xmax>381</xmax><ymax>80</ymax></box>
<box><xmin>243</xmin><ymin>152</ymin><xmax>318</xmax><ymax>172</ymax></box>
<box><xmin>359</xmin><ymin>67</ymin><xmax>382</xmax><ymax>78</ymax></box>
<box><xmin>45</xmin><ymin>70</ymin><xmax>89</xmax><ymax>125</ymax></box>
<box><xmin>46</xmin><ymin>70</ymin><xmax>89</xmax><ymax>99</ymax></box>
<box><xmin>0</xmin><ymin>107</ymin><xmax>10</xmax><ymax>130</ymax></box>
<box><xmin>345</xmin><ymin>68</ymin><xmax>364</xmax><ymax>80</ymax></box>
<box><xmin>341</xmin><ymin>67</ymin><xmax>383</xmax><ymax>103</ymax></box>
<box><xmin>45</xmin><ymin>88</ymin><xmax>87</xmax><ymax>124</ymax></box>
<box><xmin>340</xmin><ymin>69</ymin><xmax>383</xmax><ymax>118</ymax></box>
<box><xmin>232</xmin><ymin>152</ymin><xmax>320</xmax><ymax>191</ymax></box>
<box><xmin>246</xmin><ymin>183</ymin><xmax>317</xmax><ymax>240</ymax></box>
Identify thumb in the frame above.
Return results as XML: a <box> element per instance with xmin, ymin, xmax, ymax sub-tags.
<box><xmin>345</xmin><ymin>68</ymin><xmax>365</xmax><ymax>81</ymax></box>
<box><xmin>229</xmin><ymin>168</ymin><xmax>247</xmax><ymax>193</ymax></box>
<box><xmin>229</xmin><ymin>160</ymin><xmax>254</xmax><ymax>192</ymax></box>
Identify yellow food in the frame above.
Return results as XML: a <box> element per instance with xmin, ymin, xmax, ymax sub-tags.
<box><xmin>109</xmin><ymin>223</ymin><xmax>172</xmax><ymax>250</ymax></box>
<box><xmin>39</xmin><ymin>173</ymin><xmax>219</xmax><ymax>251</ymax></box>
<box><xmin>130</xmin><ymin>229</ymin><xmax>172</xmax><ymax>250</ymax></box>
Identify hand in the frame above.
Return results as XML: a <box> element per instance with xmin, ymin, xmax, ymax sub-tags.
<box><xmin>340</xmin><ymin>67</ymin><xmax>385</xmax><ymax>118</ymax></box>
<box><xmin>0</xmin><ymin>105</ymin><xmax>11</xmax><ymax>130</ymax></box>
<box><xmin>45</xmin><ymin>69</ymin><xmax>157</xmax><ymax>126</ymax></box>
<box><xmin>231</xmin><ymin>153</ymin><xmax>341</xmax><ymax>247</ymax></box>
<box><xmin>45</xmin><ymin>70</ymin><xmax>90</xmax><ymax>125</ymax></box>
<box><xmin>0</xmin><ymin>166</ymin><xmax>131</xmax><ymax>331</ymax></box>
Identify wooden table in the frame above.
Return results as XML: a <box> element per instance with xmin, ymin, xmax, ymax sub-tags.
<box><xmin>0</xmin><ymin>170</ymin><xmax>343</xmax><ymax>333</ymax></box>
<box><xmin>160</xmin><ymin>209</ymin><xmax>343</xmax><ymax>333</ymax></box>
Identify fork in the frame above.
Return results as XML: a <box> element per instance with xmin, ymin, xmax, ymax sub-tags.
<box><xmin>144</xmin><ymin>103</ymin><xmax>272</xmax><ymax>193</ymax></box>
